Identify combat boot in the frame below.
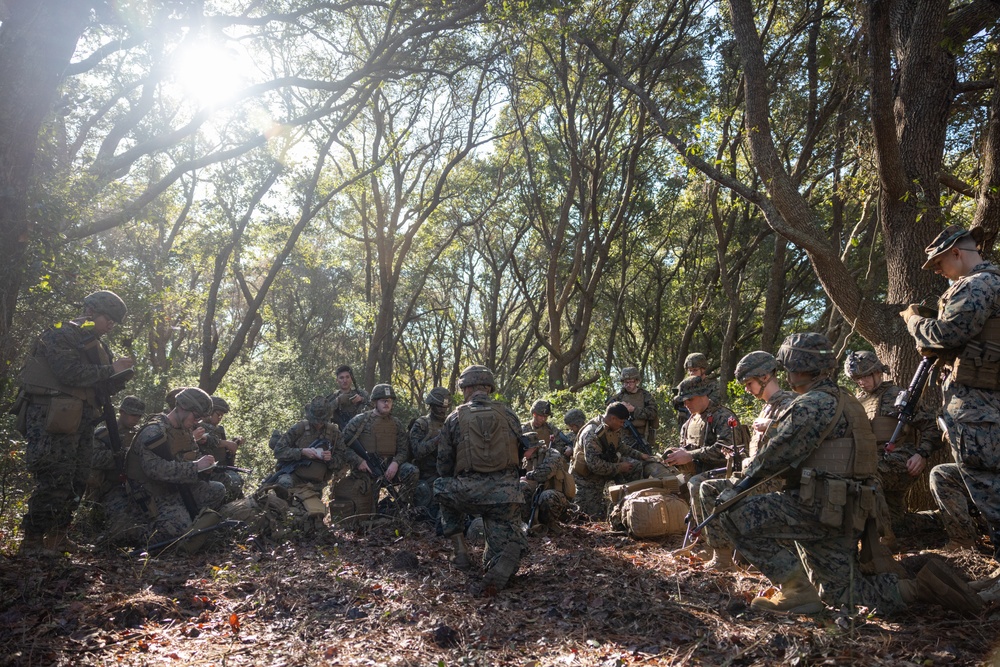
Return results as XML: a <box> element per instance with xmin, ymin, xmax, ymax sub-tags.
<box><xmin>707</xmin><ymin>547</ymin><xmax>735</xmax><ymax>572</ymax></box>
<box><xmin>751</xmin><ymin>570</ymin><xmax>824</xmax><ymax>615</ymax></box>
<box><xmin>450</xmin><ymin>534</ymin><xmax>470</xmax><ymax>569</ymax></box>
<box><xmin>43</xmin><ymin>528</ymin><xmax>81</xmax><ymax>554</ymax></box>
<box><xmin>479</xmin><ymin>542</ymin><xmax>520</xmax><ymax>593</ymax></box>
<box><xmin>17</xmin><ymin>532</ymin><xmax>58</xmax><ymax>558</ymax></box>
<box><xmin>897</xmin><ymin>561</ymin><xmax>983</xmax><ymax>615</ymax></box>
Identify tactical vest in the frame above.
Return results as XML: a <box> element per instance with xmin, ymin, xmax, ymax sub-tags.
<box><xmin>359</xmin><ymin>414</ymin><xmax>399</xmax><ymax>458</ymax></box>
<box><xmin>524</xmin><ymin>421</ymin><xmax>554</xmax><ymax>446</ymax></box>
<box><xmin>530</xmin><ymin>446</ymin><xmax>576</xmax><ymax>498</ymax></box>
<box><xmin>572</xmin><ymin>423</ymin><xmax>620</xmax><ymax>478</ymax></box>
<box><xmin>859</xmin><ymin>388</ymin><xmax>912</xmax><ymax>447</ymax></box>
<box><xmin>455</xmin><ymin>400</ymin><xmax>518</xmax><ymax>474</ymax></box>
<box><xmin>18</xmin><ymin>323</ymin><xmax>109</xmax><ymax>408</ymax></box>
<box><xmin>801</xmin><ymin>390</ymin><xmax>877</xmax><ymax>479</ymax></box>
<box><xmin>684</xmin><ymin>413</ymin><xmax>708</xmax><ymax>449</ymax></box>
<box><xmin>125</xmin><ymin>417</ymin><xmax>199</xmax><ymax>495</ymax></box>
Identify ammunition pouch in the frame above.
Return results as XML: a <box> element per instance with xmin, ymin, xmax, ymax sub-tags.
<box><xmin>9</xmin><ymin>390</ymin><xmax>27</xmax><ymax>435</ymax></box>
<box><xmin>295</xmin><ymin>459</ymin><xmax>330</xmax><ymax>483</ymax></box>
<box><xmin>952</xmin><ymin>336</ymin><xmax>1000</xmax><ymax>391</ymax></box>
<box><xmin>797</xmin><ymin>468</ymin><xmax>878</xmax><ymax>533</ymax></box>
<box><xmin>44</xmin><ymin>395</ymin><xmax>84</xmax><ymax>434</ymax></box>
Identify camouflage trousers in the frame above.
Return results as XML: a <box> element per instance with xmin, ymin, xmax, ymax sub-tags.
<box><xmin>936</xmin><ymin>419</ymin><xmax>1000</xmax><ymax>549</ymax></box>
<box><xmin>434</xmin><ymin>474</ymin><xmax>527</xmax><ymax>570</ymax></box>
<box><xmin>21</xmin><ymin>402</ymin><xmax>96</xmax><ymax>536</ymax></box>
<box><xmin>572</xmin><ymin>459</ymin><xmax>665</xmax><ymax>520</ymax></box>
<box><xmin>876</xmin><ymin>449</ymin><xmax>918</xmax><ymax>535</ymax></box>
<box><xmin>930</xmin><ymin>463</ymin><xmax>987</xmax><ymax>544</ymax></box>
<box><xmin>396</xmin><ymin>462</ymin><xmax>421</xmax><ymax>506</ymax></box>
<box><xmin>203</xmin><ymin>468</ymin><xmax>245</xmax><ymax>503</ymax></box>
<box><xmin>695</xmin><ymin>474</ymin><xmax>786</xmax><ymax>550</ymax></box>
<box><xmin>520</xmin><ymin>481</ymin><xmax>569</xmax><ymax>528</ymax></box>
<box><xmin>719</xmin><ymin>491</ymin><xmax>906</xmax><ymax>615</ymax></box>
<box><xmin>130</xmin><ymin>480</ymin><xmax>226</xmax><ymax>543</ymax></box>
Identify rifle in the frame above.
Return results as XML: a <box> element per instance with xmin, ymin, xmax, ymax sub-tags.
<box><xmin>885</xmin><ymin>355</ymin><xmax>936</xmax><ymax>454</ymax></box>
<box><xmin>623</xmin><ymin>419</ymin><xmax>653</xmax><ymax>456</ymax></box>
<box><xmin>260</xmin><ymin>438</ymin><xmax>330</xmax><ymax>486</ymax></box>
<box><xmin>132</xmin><ymin>519</ymin><xmax>242</xmax><ymax>557</ymax></box>
<box><xmin>211</xmin><ymin>464</ymin><xmax>253</xmax><ymax>474</ymax></box>
<box><xmin>690</xmin><ymin>466</ymin><xmax>790</xmax><ymax>537</ymax></box>
<box><xmin>347</xmin><ymin>440</ymin><xmax>403</xmax><ymax>504</ymax></box>
<box><xmin>526</xmin><ymin>484</ymin><xmax>544</xmax><ymax>530</ymax></box>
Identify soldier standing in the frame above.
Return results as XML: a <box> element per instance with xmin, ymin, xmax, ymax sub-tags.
<box><xmin>607</xmin><ymin>367</ymin><xmax>659</xmax><ymax>455</ymax></box>
<box><xmin>902</xmin><ymin>225</ymin><xmax>1000</xmax><ymax>559</ymax></box>
<box><xmin>408</xmin><ymin>387</ymin><xmax>452</xmax><ymax>514</ymax></box>
<box><xmin>16</xmin><ymin>290</ymin><xmax>135</xmax><ymax>556</ymax></box>
<box><xmin>326</xmin><ymin>364</ymin><xmax>370</xmax><ymax>429</ymax></box>
<box><xmin>435</xmin><ymin>365</ymin><xmax>527</xmax><ymax>593</ymax></box>
<box><xmin>716</xmin><ymin>334</ymin><xmax>980</xmax><ymax>616</ymax></box>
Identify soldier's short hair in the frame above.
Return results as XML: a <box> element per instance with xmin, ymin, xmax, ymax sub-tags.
<box><xmin>605</xmin><ymin>402</ymin><xmax>630</xmax><ymax>420</ymax></box>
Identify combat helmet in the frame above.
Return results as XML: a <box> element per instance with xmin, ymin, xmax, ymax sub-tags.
<box><xmin>458</xmin><ymin>365</ymin><xmax>495</xmax><ymax>389</ymax></box>
<box><xmin>735</xmin><ymin>351</ymin><xmax>777</xmax><ymax>383</ymax></box>
<box><xmin>174</xmin><ymin>387</ymin><xmax>213</xmax><ymax>417</ymax></box>
<box><xmin>305</xmin><ymin>396</ymin><xmax>330</xmax><ymax>423</ymax></box>
<box><xmin>620</xmin><ymin>367</ymin><xmax>641</xmax><ymax>382</ymax></box>
<box><xmin>675</xmin><ymin>375</ymin><xmax>716</xmax><ymax>402</ymax></box>
<box><xmin>83</xmin><ymin>290</ymin><xmax>127</xmax><ymax>323</ymax></box>
<box><xmin>563</xmin><ymin>408</ymin><xmax>586</xmax><ymax>426</ymax></box>
<box><xmin>844</xmin><ymin>351</ymin><xmax>889</xmax><ymax>380</ymax></box>
<box><xmin>684</xmin><ymin>353</ymin><xmax>708</xmax><ymax>370</ymax></box>
<box><xmin>211</xmin><ymin>396</ymin><xmax>230</xmax><ymax>414</ymax></box>
<box><xmin>370</xmin><ymin>384</ymin><xmax>396</xmax><ymax>401</ymax></box>
<box><xmin>118</xmin><ymin>395</ymin><xmax>146</xmax><ymax>416</ymax></box>
<box><xmin>776</xmin><ymin>333</ymin><xmax>837</xmax><ymax>373</ymax></box>
<box><xmin>425</xmin><ymin>387</ymin><xmax>452</xmax><ymax>408</ymax></box>
<box><xmin>531</xmin><ymin>399</ymin><xmax>552</xmax><ymax>416</ymax></box>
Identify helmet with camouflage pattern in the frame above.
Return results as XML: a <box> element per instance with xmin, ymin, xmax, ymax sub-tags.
<box><xmin>563</xmin><ymin>408</ymin><xmax>586</xmax><ymax>426</ymax></box>
<box><xmin>735</xmin><ymin>351</ymin><xmax>778</xmax><ymax>383</ymax></box>
<box><xmin>425</xmin><ymin>387</ymin><xmax>452</xmax><ymax>408</ymax></box>
<box><xmin>675</xmin><ymin>375</ymin><xmax>716</xmax><ymax>402</ymax></box>
<box><xmin>305</xmin><ymin>396</ymin><xmax>329</xmax><ymax>423</ymax></box>
<box><xmin>684</xmin><ymin>353</ymin><xmax>708</xmax><ymax>370</ymax></box>
<box><xmin>118</xmin><ymin>395</ymin><xmax>145</xmax><ymax>416</ymax></box>
<box><xmin>174</xmin><ymin>387</ymin><xmax>213</xmax><ymax>417</ymax></box>
<box><xmin>843</xmin><ymin>350</ymin><xmax>889</xmax><ymax>380</ymax></box>
<box><xmin>531</xmin><ymin>399</ymin><xmax>552</xmax><ymax>416</ymax></box>
<box><xmin>83</xmin><ymin>290</ymin><xmax>127</xmax><ymax>323</ymax></box>
<box><xmin>776</xmin><ymin>333</ymin><xmax>837</xmax><ymax>373</ymax></box>
<box><xmin>165</xmin><ymin>387</ymin><xmax>186</xmax><ymax>410</ymax></box>
<box><xmin>458</xmin><ymin>365</ymin><xmax>495</xmax><ymax>389</ymax></box>
<box><xmin>370</xmin><ymin>384</ymin><xmax>396</xmax><ymax>401</ymax></box>
<box><xmin>211</xmin><ymin>396</ymin><xmax>230</xmax><ymax>414</ymax></box>
<box><xmin>620</xmin><ymin>367</ymin><xmax>641</xmax><ymax>382</ymax></box>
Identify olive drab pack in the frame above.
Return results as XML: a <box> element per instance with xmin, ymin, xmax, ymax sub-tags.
<box><xmin>613</xmin><ymin>489</ymin><xmax>687</xmax><ymax>538</ymax></box>
<box><xmin>455</xmin><ymin>400</ymin><xmax>518</xmax><ymax>474</ymax></box>
<box><xmin>329</xmin><ymin>474</ymin><xmax>374</xmax><ymax>521</ymax></box>
<box><xmin>607</xmin><ymin>476</ymin><xmax>682</xmax><ymax>504</ymax></box>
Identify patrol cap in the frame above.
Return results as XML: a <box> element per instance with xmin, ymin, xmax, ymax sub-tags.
<box><xmin>371</xmin><ymin>384</ymin><xmax>396</xmax><ymax>401</ymax></box>
<box><xmin>922</xmin><ymin>225</ymin><xmax>985</xmax><ymax>269</ymax></box>
<box><xmin>305</xmin><ymin>396</ymin><xmax>329</xmax><ymax>422</ymax></box>
<box><xmin>458</xmin><ymin>365</ymin><xmax>495</xmax><ymax>389</ymax></box>
<box><xmin>735</xmin><ymin>351</ymin><xmax>777</xmax><ymax>383</ymax></box>
<box><xmin>211</xmin><ymin>396</ymin><xmax>230</xmax><ymax>413</ymax></box>
<box><xmin>118</xmin><ymin>395</ymin><xmax>146</xmax><ymax>415</ymax></box>
<box><xmin>844</xmin><ymin>350</ymin><xmax>889</xmax><ymax>380</ymax></box>
<box><xmin>174</xmin><ymin>387</ymin><xmax>213</xmax><ymax>418</ymax></box>
<box><xmin>425</xmin><ymin>387</ymin><xmax>451</xmax><ymax>408</ymax></box>
<box><xmin>83</xmin><ymin>290</ymin><xmax>127</xmax><ymax>323</ymax></box>
<box><xmin>620</xmin><ymin>367</ymin><xmax>641</xmax><ymax>381</ymax></box>
<box><xmin>563</xmin><ymin>408</ymin><xmax>586</xmax><ymax>426</ymax></box>
<box><xmin>684</xmin><ymin>353</ymin><xmax>708</xmax><ymax>370</ymax></box>
<box><xmin>605</xmin><ymin>402</ymin><xmax>630</xmax><ymax>420</ymax></box>
<box><xmin>776</xmin><ymin>333</ymin><xmax>837</xmax><ymax>373</ymax></box>
<box><xmin>531</xmin><ymin>399</ymin><xmax>552</xmax><ymax>416</ymax></box>
<box><xmin>675</xmin><ymin>375</ymin><xmax>715</xmax><ymax>402</ymax></box>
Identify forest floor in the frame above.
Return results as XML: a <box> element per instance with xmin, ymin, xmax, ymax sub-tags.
<box><xmin>1</xmin><ymin>514</ymin><xmax>999</xmax><ymax>667</ymax></box>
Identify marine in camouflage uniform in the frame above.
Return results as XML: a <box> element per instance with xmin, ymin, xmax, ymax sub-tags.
<box><xmin>326</xmin><ymin>364</ymin><xmax>370</xmax><ymax>429</ymax></box>
<box><xmin>435</xmin><ymin>365</ymin><xmax>527</xmax><ymax>592</ymax></box>
<box><xmin>16</xmin><ymin>290</ymin><xmax>135</xmax><ymax>556</ymax></box>
<box><xmin>717</xmin><ymin>334</ymin><xmax>980</xmax><ymax>616</ymax></box>
<box><xmin>844</xmin><ymin>351</ymin><xmax>942</xmax><ymax>539</ymax></box>
<box><xmin>196</xmin><ymin>396</ymin><xmax>245</xmax><ymax>502</ymax></box>
<box><xmin>522</xmin><ymin>399</ymin><xmax>571</xmax><ymax>457</ymax></box>
<box><xmin>271</xmin><ymin>397</ymin><xmax>345</xmax><ymax>517</ymax></box>
<box><xmin>560</xmin><ymin>409</ymin><xmax>587</xmax><ymax>459</ymax></box>
<box><xmin>520</xmin><ymin>435</ymin><xmax>575</xmax><ymax>535</ymax></box>
<box><xmin>607</xmin><ymin>367</ymin><xmax>658</xmax><ymax>455</ymax></box>
<box><xmin>120</xmin><ymin>388</ymin><xmax>226</xmax><ymax>545</ymax></box>
<box><xmin>86</xmin><ymin>395</ymin><xmax>145</xmax><ymax>528</ymax></box>
<box><xmin>407</xmin><ymin>387</ymin><xmax>452</xmax><ymax>514</ymax></box>
<box><xmin>695</xmin><ymin>352</ymin><xmax>797</xmax><ymax>571</ymax></box>
<box><xmin>904</xmin><ymin>225</ymin><xmax>1000</xmax><ymax>556</ymax></box>
<box><xmin>570</xmin><ymin>403</ymin><xmax>661</xmax><ymax>519</ymax></box>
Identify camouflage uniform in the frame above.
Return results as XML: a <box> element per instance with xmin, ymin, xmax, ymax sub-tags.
<box><xmin>18</xmin><ymin>309</ymin><xmax>126</xmax><ymax>540</ymax></box>
<box><xmin>409</xmin><ymin>414</ymin><xmax>445</xmax><ymax>511</ymax></box>
<box><xmin>607</xmin><ymin>373</ymin><xmax>659</xmax><ymax>454</ymax></box>
<box><xmin>272</xmin><ymin>419</ymin><xmax>345</xmax><ymax>490</ymax></box>
<box><xmin>123</xmin><ymin>412</ymin><xmax>226</xmax><ymax>544</ymax></box>
<box><xmin>198</xmin><ymin>420</ymin><xmax>245</xmax><ymax>502</ymax></box>
<box><xmin>571</xmin><ymin>415</ymin><xmax>661</xmax><ymax>519</ymax></box>
<box><xmin>342</xmin><ymin>405</ymin><xmax>413</xmax><ymax>505</ymax></box>
<box><xmin>521</xmin><ymin>444</ymin><xmax>573</xmax><ymax>531</ymax></box>
<box><xmin>434</xmin><ymin>390</ymin><xmax>527</xmax><ymax>571</ymax></box>
<box><xmin>326</xmin><ymin>387</ymin><xmax>371</xmax><ymax>429</ymax></box>
<box><xmin>718</xmin><ymin>355</ymin><xmax>906</xmax><ymax>614</ymax></box>
<box><xmin>906</xmin><ymin>247</ymin><xmax>1000</xmax><ymax>551</ymax></box>
<box><xmin>86</xmin><ymin>399</ymin><xmax>144</xmax><ymax>528</ymax></box>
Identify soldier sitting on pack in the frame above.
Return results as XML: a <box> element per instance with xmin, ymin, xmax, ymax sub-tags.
<box><xmin>715</xmin><ymin>333</ymin><xmax>981</xmax><ymax>617</ymax></box>
<box><xmin>571</xmin><ymin>402</ymin><xmax>666</xmax><ymax>519</ymax></box>
<box><xmin>522</xmin><ymin>399</ymin><xmax>571</xmax><ymax>456</ymax></box>
<box><xmin>844</xmin><ymin>351</ymin><xmax>942</xmax><ymax>547</ymax></box>
<box><xmin>520</xmin><ymin>433</ymin><xmax>576</xmax><ymax>536</ymax></box>
<box><xmin>86</xmin><ymin>395</ymin><xmax>145</xmax><ymax>529</ymax></box>
<box><xmin>407</xmin><ymin>387</ymin><xmax>452</xmax><ymax>519</ymax></box>
<box><xmin>607</xmin><ymin>367</ymin><xmax>659</xmax><ymax>455</ymax></box>
<box><xmin>268</xmin><ymin>397</ymin><xmax>345</xmax><ymax>527</ymax></box>
<box><xmin>121</xmin><ymin>388</ymin><xmax>227</xmax><ymax>550</ymax></box>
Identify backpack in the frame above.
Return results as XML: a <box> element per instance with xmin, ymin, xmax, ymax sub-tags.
<box><xmin>615</xmin><ymin>489</ymin><xmax>687</xmax><ymax>538</ymax></box>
